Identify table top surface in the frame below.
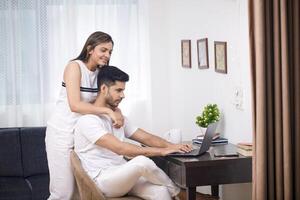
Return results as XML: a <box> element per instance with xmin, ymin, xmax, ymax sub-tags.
<box><xmin>162</xmin><ymin>143</ymin><xmax>252</xmax><ymax>166</ymax></box>
<box><xmin>151</xmin><ymin>143</ymin><xmax>252</xmax><ymax>188</ymax></box>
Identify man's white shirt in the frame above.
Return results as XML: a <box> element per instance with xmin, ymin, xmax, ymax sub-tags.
<box><xmin>74</xmin><ymin>114</ymin><xmax>138</xmax><ymax>179</ymax></box>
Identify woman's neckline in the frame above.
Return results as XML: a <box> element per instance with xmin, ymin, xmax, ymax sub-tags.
<box><xmin>79</xmin><ymin>60</ymin><xmax>99</xmax><ymax>72</ymax></box>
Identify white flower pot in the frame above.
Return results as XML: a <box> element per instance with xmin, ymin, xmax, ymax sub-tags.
<box><xmin>200</xmin><ymin>127</ymin><xmax>207</xmax><ymax>135</ymax></box>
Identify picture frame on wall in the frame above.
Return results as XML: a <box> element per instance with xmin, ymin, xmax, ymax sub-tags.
<box><xmin>197</xmin><ymin>38</ymin><xmax>209</xmax><ymax>69</ymax></box>
<box><xmin>181</xmin><ymin>40</ymin><xmax>191</xmax><ymax>68</ymax></box>
<box><xmin>214</xmin><ymin>41</ymin><xmax>227</xmax><ymax>74</ymax></box>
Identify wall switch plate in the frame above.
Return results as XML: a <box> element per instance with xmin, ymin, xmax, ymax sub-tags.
<box><xmin>233</xmin><ymin>87</ymin><xmax>244</xmax><ymax>110</ymax></box>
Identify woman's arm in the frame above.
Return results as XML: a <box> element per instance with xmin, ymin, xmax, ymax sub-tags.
<box><xmin>63</xmin><ymin>62</ymin><xmax>123</xmax><ymax>127</ymax></box>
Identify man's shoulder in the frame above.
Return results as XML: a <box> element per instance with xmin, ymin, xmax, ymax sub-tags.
<box><xmin>77</xmin><ymin>114</ymin><xmax>110</xmax><ymax>127</ymax></box>
<box><xmin>76</xmin><ymin>114</ymin><xmax>100</xmax><ymax>127</ymax></box>
<box><xmin>78</xmin><ymin>114</ymin><xmax>99</xmax><ymax>121</ymax></box>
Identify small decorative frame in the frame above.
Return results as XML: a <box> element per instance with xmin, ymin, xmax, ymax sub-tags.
<box><xmin>181</xmin><ymin>40</ymin><xmax>191</xmax><ymax>68</ymax></box>
<box><xmin>214</xmin><ymin>41</ymin><xmax>227</xmax><ymax>74</ymax></box>
<box><xmin>197</xmin><ymin>38</ymin><xmax>209</xmax><ymax>69</ymax></box>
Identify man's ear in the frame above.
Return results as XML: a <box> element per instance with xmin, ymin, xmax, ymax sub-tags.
<box><xmin>100</xmin><ymin>84</ymin><xmax>108</xmax><ymax>95</ymax></box>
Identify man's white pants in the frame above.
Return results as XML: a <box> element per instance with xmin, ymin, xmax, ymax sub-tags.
<box><xmin>45</xmin><ymin>126</ymin><xmax>78</xmax><ymax>200</ymax></box>
<box><xmin>95</xmin><ymin>155</ymin><xmax>180</xmax><ymax>200</ymax></box>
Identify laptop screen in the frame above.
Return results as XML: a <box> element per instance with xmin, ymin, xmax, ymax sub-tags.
<box><xmin>198</xmin><ymin>122</ymin><xmax>218</xmax><ymax>154</ymax></box>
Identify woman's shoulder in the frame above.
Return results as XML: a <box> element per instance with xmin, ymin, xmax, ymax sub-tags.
<box><xmin>68</xmin><ymin>60</ymin><xmax>81</xmax><ymax>67</ymax></box>
<box><xmin>63</xmin><ymin>60</ymin><xmax>81</xmax><ymax>78</ymax></box>
<box><xmin>64</xmin><ymin>60</ymin><xmax>81</xmax><ymax>71</ymax></box>
<box><xmin>68</xmin><ymin>60</ymin><xmax>90</xmax><ymax>72</ymax></box>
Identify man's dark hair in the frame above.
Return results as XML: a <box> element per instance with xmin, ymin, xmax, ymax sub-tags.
<box><xmin>97</xmin><ymin>66</ymin><xmax>129</xmax><ymax>90</ymax></box>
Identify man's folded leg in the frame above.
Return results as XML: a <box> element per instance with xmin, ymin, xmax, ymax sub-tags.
<box><xmin>129</xmin><ymin>177</ymin><xmax>172</xmax><ymax>200</ymax></box>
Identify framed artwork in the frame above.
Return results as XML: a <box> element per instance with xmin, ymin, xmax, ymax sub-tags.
<box><xmin>181</xmin><ymin>40</ymin><xmax>191</xmax><ymax>68</ymax></box>
<box><xmin>214</xmin><ymin>41</ymin><xmax>227</xmax><ymax>74</ymax></box>
<box><xmin>197</xmin><ymin>38</ymin><xmax>209</xmax><ymax>69</ymax></box>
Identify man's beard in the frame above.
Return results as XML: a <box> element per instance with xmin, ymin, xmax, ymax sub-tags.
<box><xmin>106</xmin><ymin>96</ymin><xmax>121</xmax><ymax>109</ymax></box>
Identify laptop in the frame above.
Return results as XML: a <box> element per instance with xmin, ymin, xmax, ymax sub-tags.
<box><xmin>168</xmin><ymin>122</ymin><xmax>218</xmax><ymax>157</ymax></box>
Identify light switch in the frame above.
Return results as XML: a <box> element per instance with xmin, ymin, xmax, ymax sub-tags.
<box><xmin>233</xmin><ymin>87</ymin><xmax>244</xmax><ymax>110</ymax></box>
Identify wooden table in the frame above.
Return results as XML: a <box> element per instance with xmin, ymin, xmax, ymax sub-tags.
<box><xmin>151</xmin><ymin>143</ymin><xmax>252</xmax><ymax>200</ymax></box>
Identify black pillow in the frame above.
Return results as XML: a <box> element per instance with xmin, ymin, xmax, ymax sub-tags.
<box><xmin>0</xmin><ymin>128</ymin><xmax>23</xmax><ymax>176</ymax></box>
<box><xmin>20</xmin><ymin>127</ymin><xmax>48</xmax><ymax>177</ymax></box>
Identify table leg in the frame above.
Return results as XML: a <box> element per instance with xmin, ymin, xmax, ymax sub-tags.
<box><xmin>211</xmin><ymin>185</ymin><xmax>219</xmax><ymax>196</ymax></box>
<box><xmin>186</xmin><ymin>187</ymin><xmax>196</xmax><ymax>200</ymax></box>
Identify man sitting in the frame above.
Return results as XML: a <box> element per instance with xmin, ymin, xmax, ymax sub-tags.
<box><xmin>74</xmin><ymin>66</ymin><xmax>192</xmax><ymax>200</ymax></box>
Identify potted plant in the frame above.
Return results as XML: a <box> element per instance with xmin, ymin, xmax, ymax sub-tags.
<box><xmin>195</xmin><ymin>104</ymin><xmax>220</xmax><ymax>134</ymax></box>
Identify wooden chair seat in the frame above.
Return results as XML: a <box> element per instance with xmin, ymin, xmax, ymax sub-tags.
<box><xmin>70</xmin><ymin>150</ymin><xmax>142</xmax><ymax>200</ymax></box>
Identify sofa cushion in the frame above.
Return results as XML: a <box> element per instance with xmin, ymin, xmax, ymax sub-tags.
<box><xmin>0</xmin><ymin>128</ymin><xmax>23</xmax><ymax>176</ymax></box>
<box><xmin>0</xmin><ymin>177</ymin><xmax>31</xmax><ymax>200</ymax></box>
<box><xmin>20</xmin><ymin>127</ymin><xmax>49</xmax><ymax>177</ymax></box>
<box><xmin>26</xmin><ymin>174</ymin><xmax>50</xmax><ymax>200</ymax></box>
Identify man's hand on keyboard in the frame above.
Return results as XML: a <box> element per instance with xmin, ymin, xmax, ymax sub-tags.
<box><xmin>160</xmin><ymin>144</ymin><xmax>192</xmax><ymax>156</ymax></box>
<box><xmin>170</xmin><ymin>143</ymin><xmax>193</xmax><ymax>153</ymax></box>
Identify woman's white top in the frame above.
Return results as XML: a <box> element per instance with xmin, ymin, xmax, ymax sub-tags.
<box><xmin>47</xmin><ymin>60</ymin><xmax>99</xmax><ymax>132</ymax></box>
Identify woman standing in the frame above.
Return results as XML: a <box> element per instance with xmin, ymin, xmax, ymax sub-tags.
<box><xmin>46</xmin><ymin>31</ymin><xmax>123</xmax><ymax>200</ymax></box>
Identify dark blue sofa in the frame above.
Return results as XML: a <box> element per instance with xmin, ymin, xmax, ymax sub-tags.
<box><xmin>0</xmin><ymin>127</ymin><xmax>50</xmax><ymax>200</ymax></box>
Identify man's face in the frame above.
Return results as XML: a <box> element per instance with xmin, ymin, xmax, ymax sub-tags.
<box><xmin>104</xmin><ymin>81</ymin><xmax>125</xmax><ymax>108</ymax></box>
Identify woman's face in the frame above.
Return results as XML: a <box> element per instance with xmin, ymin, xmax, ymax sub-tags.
<box><xmin>88</xmin><ymin>42</ymin><xmax>113</xmax><ymax>66</ymax></box>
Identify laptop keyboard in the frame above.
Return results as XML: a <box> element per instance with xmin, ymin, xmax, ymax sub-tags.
<box><xmin>170</xmin><ymin>148</ymin><xmax>199</xmax><ymax>155</ymax></box>
<box><xmin>184</xmin><ymin>148</ymin><xmax>199</xmax><ymax>155</ymax></box>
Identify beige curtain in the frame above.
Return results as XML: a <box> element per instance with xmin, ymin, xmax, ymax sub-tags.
<box><xmin>249</xmin><ymin>0</ymin><xmax>300</xmax><ymax>199</ymax></box>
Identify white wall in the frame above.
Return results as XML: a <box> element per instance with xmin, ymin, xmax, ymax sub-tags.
<box><xmin>146</xmin><ymin>0</ymin><xmax>252</xmax><ymax>199</ymax></box>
